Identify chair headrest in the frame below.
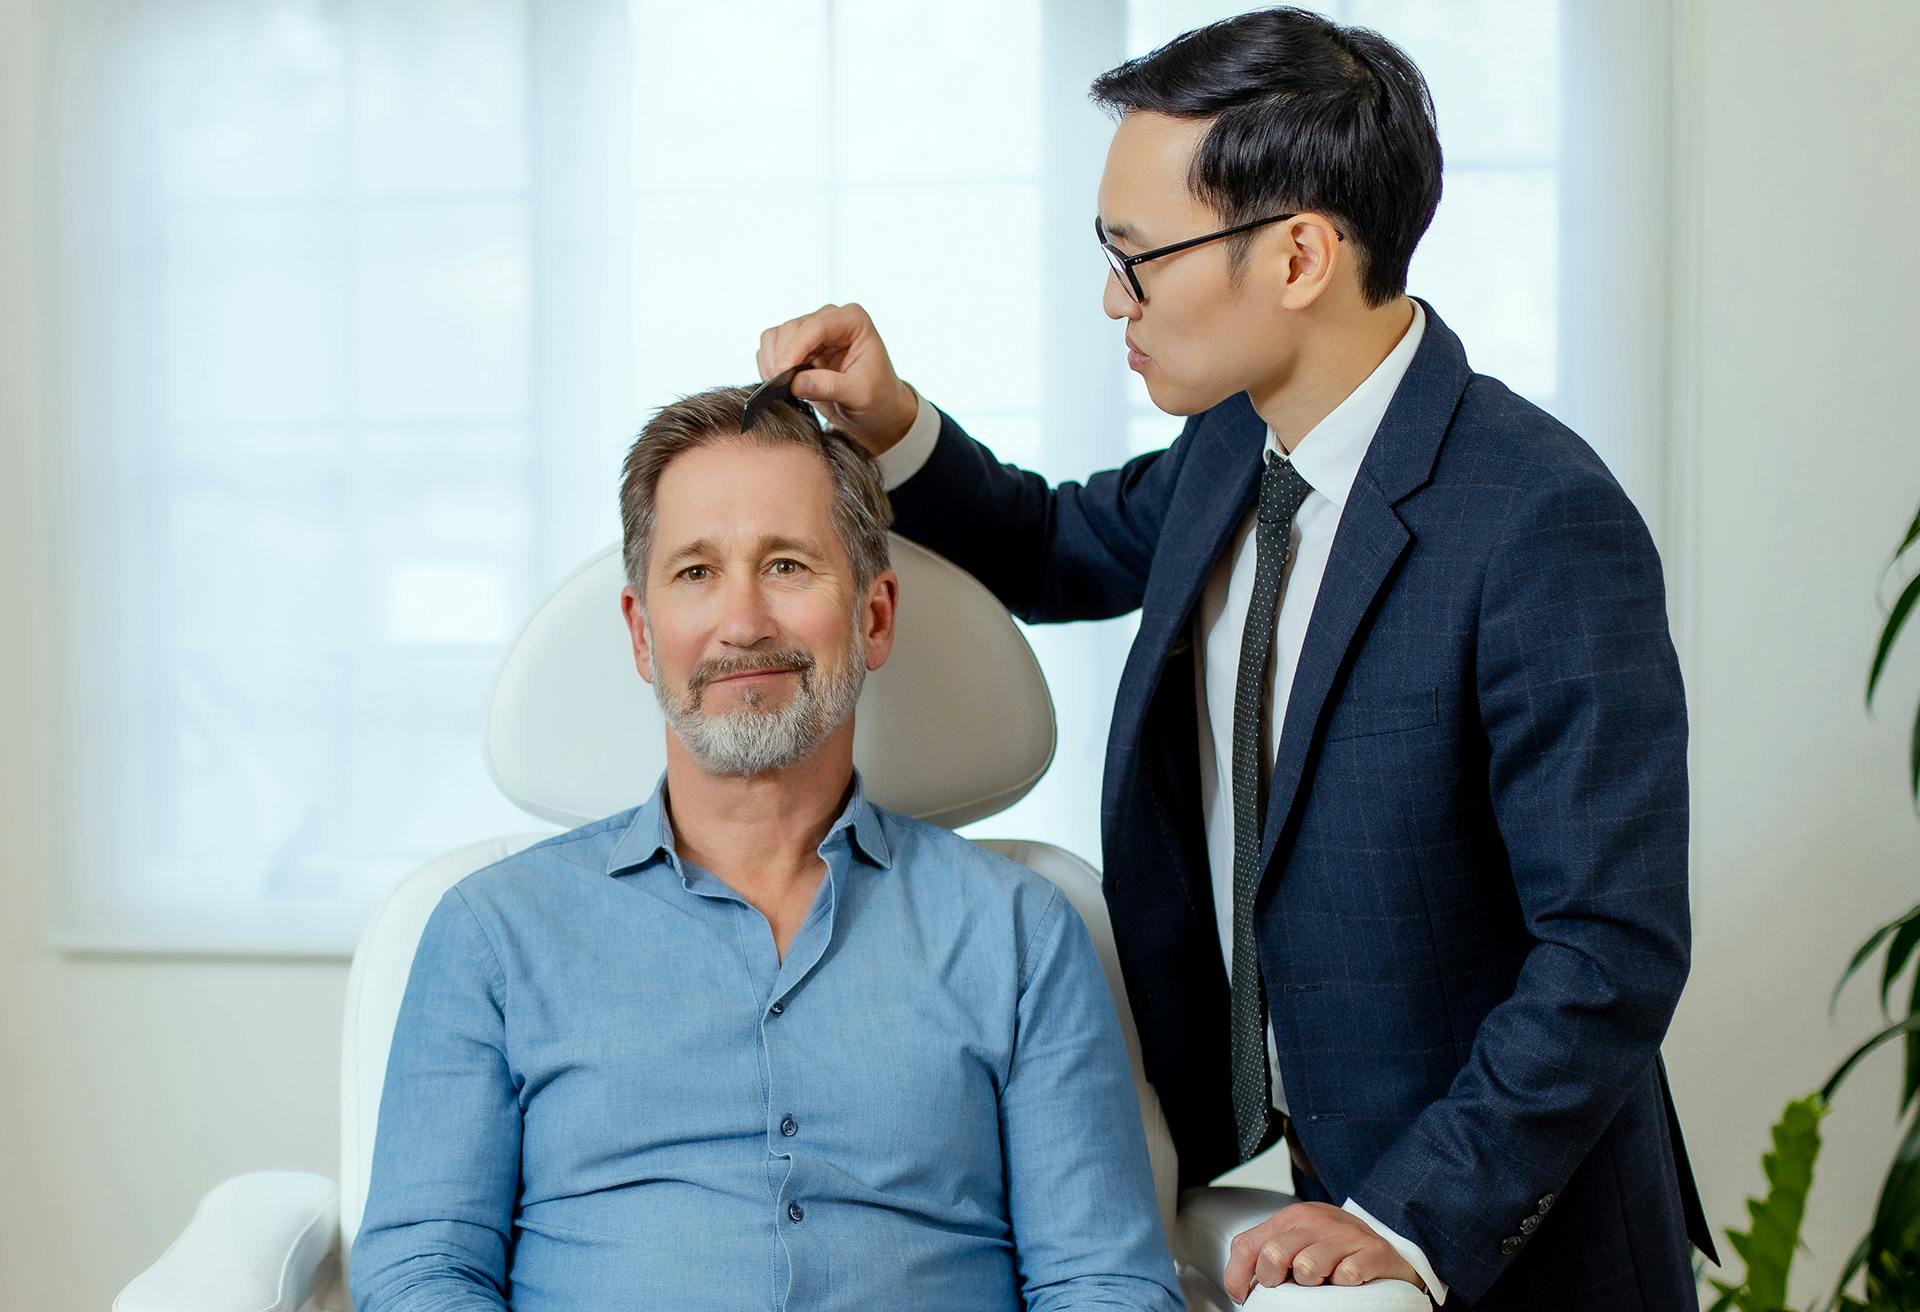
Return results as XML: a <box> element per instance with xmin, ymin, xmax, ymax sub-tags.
<box><xmin>483</xmin><ymin>538</ymin><xmax>1055</xmax><ymax>830</ymax></box>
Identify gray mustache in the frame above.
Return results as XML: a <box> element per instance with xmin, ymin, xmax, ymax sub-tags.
<box><xmin>688</xmin><ymin>649</ymin><xmax>816</xmax><ymax>693</ymax></box>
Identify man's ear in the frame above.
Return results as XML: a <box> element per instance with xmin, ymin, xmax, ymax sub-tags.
<box><xmin>1276</xmin><ymin>212</ymin><xmax>1345</xmax><ymax>311</ymax></box>
<box><xmin>620</xmin><ymin>585</ymin><xmax>655</xmax><ymax>685</ymax></box>
<box><xmin>862</xmin><ymin>570</ymin><xmax>900</xmax><ymax>672</ymax></box>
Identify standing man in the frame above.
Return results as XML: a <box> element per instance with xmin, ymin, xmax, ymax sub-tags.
<box><xmin>756</xmin><ymin>7</ymin><xmax>1713</xmax><ymax>1310</ymax></box>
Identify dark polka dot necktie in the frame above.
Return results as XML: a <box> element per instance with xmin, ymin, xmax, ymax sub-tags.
<box><xmin>1229</xmin><ymin>450</ymin><xmax>1313</xmax><ymax>1163</ymax></box>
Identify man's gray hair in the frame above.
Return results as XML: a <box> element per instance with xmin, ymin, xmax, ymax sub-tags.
<box><xmin>619</xmin><ymin>386</ymin><xmax>893</xmax><ymax>598</ymax></box>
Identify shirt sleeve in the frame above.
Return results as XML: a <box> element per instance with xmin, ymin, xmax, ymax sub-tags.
<box><xmin>872</xmin><ymin>384</ymin><xmax>942</xmax><ymax>491</ymax></box>
<box><xmin>1343</xmin><ymin>1197</ymin><xmax>1448</xmax><ymax>1304</ymax></box>
<box><xmin>1001</xmin><ymin>888</ymin><xmax>1185</xmax><ymax>1312</ymax></box>
<box><xmin>349</xmin><ymin>888</ymin><xmax>520</xmax><ymax>1312</ymax></box>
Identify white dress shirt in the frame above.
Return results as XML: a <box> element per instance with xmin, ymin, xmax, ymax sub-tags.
<box><xmin>873</xmin><ymin>301</ymin><xmax>1447</xmax><ymax>1301</ymax></box>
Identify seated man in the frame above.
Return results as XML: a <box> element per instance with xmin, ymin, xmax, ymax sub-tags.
<box><xmin>350</xmin><ymin>386</ymin><xmax>1182</xmax><ymax>1311</ymax></box>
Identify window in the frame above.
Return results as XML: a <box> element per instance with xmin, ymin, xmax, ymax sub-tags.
<box><xmin>49</xmin><ymin>0</ymin><xmax>1670</xmax><ymax>951</ymax></box>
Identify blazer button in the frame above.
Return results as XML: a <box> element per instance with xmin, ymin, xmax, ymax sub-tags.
<box><xmin>1520</xmin><ymin>1215</ymin><xmax>1540</xmax><ymax>1234</ymax></box>
<box><xmin>1500</xmin><ymin>1236</ymin><xmax>1523</xmax><ymax>1255</ymax></box>
<box><xmin>1537</xmin><ymin>1193</ymin><xmax>1555</xmax><ymax>1212</ymax></box>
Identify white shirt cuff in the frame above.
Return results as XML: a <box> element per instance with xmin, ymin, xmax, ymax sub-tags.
<box><xmin>1342</xmin><ymin>1197</ymin><xmax>1447</xmax><ymax>1305</ymax></box>
<box><xmin>871</xmin><ymin>386</ymin><xmax>940</xmax><ymax>491</ymax></box>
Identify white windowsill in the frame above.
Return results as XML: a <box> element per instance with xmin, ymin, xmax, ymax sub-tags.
<box><xmin>51</xmin><ymin>930</ymin><xmax>358</xmax><ymax>963</ymax></box>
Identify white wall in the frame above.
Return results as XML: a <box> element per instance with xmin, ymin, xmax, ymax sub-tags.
<box><xmin>1665</xmin><ymin>2</ymin><xmax>1920</xmax><ymax>1305</ymax></box>
<box><xmin>2</xmin><ymin>2</ymin><xmax>1918</xmax><ymax>1309</ymax></box>
<box><xmin>0</xmin><ymin>10</ymin><xmax>347</xmax><ymax>1309</ymax></box>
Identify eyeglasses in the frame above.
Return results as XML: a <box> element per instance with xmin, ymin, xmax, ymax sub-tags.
<box><xmin>1096</xmin><ymin>212</ymin><xmax>1345</xmax><ymax>304</ymax></box>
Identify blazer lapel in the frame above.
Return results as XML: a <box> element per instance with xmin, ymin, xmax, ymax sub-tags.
<box><xmin>1106</xmin><ymin>396</ymin><xmax>1266</xmax><ymax>775</ymax></box>
<box><xmin>1256</xmin><ymin>483</ymin><xmax>1410</xmax><ymax>878</ymax></box>
<box><xmin>1256</xmin><ymin>300</ymin><xmax>1475</xmax><ymax>884</ymax></box>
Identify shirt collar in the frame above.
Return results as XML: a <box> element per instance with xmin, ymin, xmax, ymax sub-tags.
<box><xmin>604</xmin><ymin>767</ymin><xmax>893</xmax><ymax>879</ymax></box>
<box><xmin>1268</xmin><ymin>299</ymin><xmax>1426</xmax><ymax>511</ymax></box>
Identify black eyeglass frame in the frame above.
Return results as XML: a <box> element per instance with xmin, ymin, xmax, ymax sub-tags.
<box><xmin>1096</xmin><ymin>212</ymin><xmax>1345</xmax><ymax>303</ymax></box>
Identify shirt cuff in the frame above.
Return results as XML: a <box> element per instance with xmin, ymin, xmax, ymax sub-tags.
<box><xmin>871</xmin><ymin>385</ymin><xmax>939</xmax><ymax>491</ymax></box>
<box><xmin>1342</xmin><ymin>1197</ymin><xmax>1448</xmax><ymax>1305</ymax></box>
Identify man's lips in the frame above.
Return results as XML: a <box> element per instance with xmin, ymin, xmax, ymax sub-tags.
<box><xmin>707</xmin><ymin>666</ymin><xmax>799</xmax><ymax>685</ymax></box>
<box><xmin>1126</xmin><ymin>338</ymin><xmax>1152</xmax><ymax>370</ymax></box>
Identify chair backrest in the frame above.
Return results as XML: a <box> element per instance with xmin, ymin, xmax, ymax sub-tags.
<box><xmin>338</xmin><ymin>536</ymin><xmax>1177</xmax><ymax>1252</ymax></box>
<box><xmin>483</xmin><ymin>540</ymin><xmax>1056</xmax><ymax>830</ymax></box>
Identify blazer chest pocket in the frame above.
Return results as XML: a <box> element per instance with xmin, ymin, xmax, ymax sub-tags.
<box><xmin>1323</xmin><ymin>686</ymin><xmax>1438</xmax><ymax>743</ymax></box>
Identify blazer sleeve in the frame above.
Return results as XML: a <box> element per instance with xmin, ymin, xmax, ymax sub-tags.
<box><xmin>884</xmin><ymin>405</ymin><xmax>1197</xmax><ymax>624</ymax></box>
<box><xmin>1345</xmin><ymin>468</ymin><xmax>1694</xmax><ymax>1305</ymax></box>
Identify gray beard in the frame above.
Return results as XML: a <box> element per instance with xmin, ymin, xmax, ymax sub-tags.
<box><xmin>648</xmin><ymin>612</ymin><xmax>866</xmax><ymax>778</ymax></box>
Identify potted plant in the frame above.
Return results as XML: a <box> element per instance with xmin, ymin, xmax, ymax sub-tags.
<box><xmin>1707</xmin><ymin>504</ymin><xmax>1920</xmax><ymax>1311</ymax></box>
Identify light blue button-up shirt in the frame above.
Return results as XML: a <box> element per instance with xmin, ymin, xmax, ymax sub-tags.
<box><xmin>350</xmin><ymin>772</ymin><xmax>1182</xmax><ymax>1311</ymax></box>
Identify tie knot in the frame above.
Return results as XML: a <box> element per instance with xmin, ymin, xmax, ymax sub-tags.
<box><xmin>1259</xmin><ymin>452</ymin><xmax>1312</xmax><ymax>524</ymax></box>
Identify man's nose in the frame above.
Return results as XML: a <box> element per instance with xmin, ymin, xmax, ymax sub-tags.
<box><xmin>714</xmin><ymin>574</ymin><xmax>779</xmax><ymax>649</ymax></box>
<box><xmin>1102</xmin><ymin>268</ymin><xmax>1141</xmax><ymax>321</ymax></box>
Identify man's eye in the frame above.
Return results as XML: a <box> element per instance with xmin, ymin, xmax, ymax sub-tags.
<box><xmin>768</xmin><ymin>559</ymin><xmax>806</xmax><ymax>577</ymax></box>
<box><xmin>679</xmin><ymin>565</ymin><xmax>711</xmax><ymax>581</ymax></box>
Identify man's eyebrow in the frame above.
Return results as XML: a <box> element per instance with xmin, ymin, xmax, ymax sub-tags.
<box><xmin>657</xmin><ymin>533</ymin><xmax>829</xmax><ymax>572</ymax></box>
<box><xmin>1101</xmin><ymin>219</ymin><xmax>1147</xmax><ymax>246</ymax></box>
<box><xmin>657</xmin><ymin>537</ymin><xmax>715</xmax><ymax>573</ymax></box>
<box><xmin>758</xmin><ymin>533</ymin><xmax>829</xmax><ymax>558</ymax></box>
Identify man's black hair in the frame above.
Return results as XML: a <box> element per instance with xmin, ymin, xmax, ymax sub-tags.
<box><xmin>1090</xmin><ymin>6</ymin><xmax>1442</xmax><ymax>307</ymax></box>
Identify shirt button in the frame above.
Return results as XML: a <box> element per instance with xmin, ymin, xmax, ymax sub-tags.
<box><xmin>788</xmin><ymin>1202</ymin><xmax>805</xmax><ymax>1223</ymax></box>
<box><xmin>768</xmin><ymin>1000</ymin><xmax>784</xmax><ymax>1016</ymax></box>
<box><xmin>780</xmin><ymin>1115</ymin><xmax>798</xmax><ymax>1137</ymax></box>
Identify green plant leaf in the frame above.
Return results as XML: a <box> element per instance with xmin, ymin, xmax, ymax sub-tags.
<box><xmin>1865</xmin><ymin>1236</ymin><xmax>1920</xmax><ymax>1309</ymax></box>
<box><xmin>1898</xmin><ymin>503</ymin><xmax>1920</xmax><ymax>561</ymax></box>
<box><xmin>1836</xmin><ymin>1234</ymin><xmax>1873</xmax><ymax>1309</ymax></box>
<box><xmin>1909</xmin><ymin>699</ymin><xmax>1919</xmax><ymax>812</ymax></box>
<box><xmin>1867</xmin><ymin>571</ymin><xmax>1920</xmax><ymax>707</ymax></box>
<box><xmin>1883</xmin><ymin>919</ymin><xmax>1920</xmax><ymax>1019</ymax></box>
<box><xmin>1863</xmin><ymin>1112</ymin><xmax>1920</xmax><ymax>1300</ymax></box>
<box><xmin>1904</xmin><ymin>967</ymin><xmax>1920</xmax><ymax>1114</ymax></box>
<box><xmin>1824</xmin><ymin>1018</ymin><xmax>1920</xmax><ymax>1103</ymax></box>
<box><xmin>1836</xmin><ymin>907</ymin><xmax>1920</xmax><ymax>1018</ymax></box>
<box><xmin>1722</xmin><ymin>1095</ymin><xmax>1826</xmax><ymax>1311</ymax></box>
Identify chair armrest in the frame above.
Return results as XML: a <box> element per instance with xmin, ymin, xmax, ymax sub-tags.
<box><xmin>115</xmin><ymin>1170</ymin><xmax>340</xmax><ymax>1312</ymax></box>
<box><xmin>1175</xmin><ymin>1186</ymin><xmax>1431</xmax><ymax>1310</ymax></box>
<box><xmin>1175</xmin><ymin>1185</ymin><xmax>1300</xmax><ymax>1287</ymax></box>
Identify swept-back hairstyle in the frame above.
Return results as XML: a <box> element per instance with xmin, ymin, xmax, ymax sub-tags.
<box><xmin>1090</xmin><ymin>5</ymin><xmax>1442</xmax><ymax>306</ymax></box>
<box><xmin>619</xmin><ymin>387</ymin><xmax>892</xmax><ymax>598</ymax></box>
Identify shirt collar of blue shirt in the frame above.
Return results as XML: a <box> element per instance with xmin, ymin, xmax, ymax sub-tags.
<box><xmin>602</xmin><ymin>767</ymin><xmax>894</xmax><ymax>883</ymax></box>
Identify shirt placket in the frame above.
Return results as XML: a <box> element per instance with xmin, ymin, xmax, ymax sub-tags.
<box><xmin>755</xmin><ymin>834</ymin><xmax>846</xmax><ymax>1311</ymax></box>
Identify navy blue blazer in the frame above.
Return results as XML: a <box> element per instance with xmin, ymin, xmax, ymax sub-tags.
<box><xmin>886</xmin><ymin>303</ymin><xmax>1715</xmax><ymax>1310</ymax></box>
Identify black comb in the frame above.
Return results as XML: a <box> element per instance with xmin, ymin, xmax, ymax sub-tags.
<box><xmin>741</xmin><ymin>364</ymin><xmax>812</xmax><ymax>431</ymax></box>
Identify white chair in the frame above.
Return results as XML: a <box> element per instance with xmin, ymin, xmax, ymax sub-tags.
<box><xmin>115</xmin><ymin>537</ymin><xmax>1427</xmax><ymax>1312</ymax></box>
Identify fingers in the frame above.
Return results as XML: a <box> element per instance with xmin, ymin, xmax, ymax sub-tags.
<box><xmin>788</xmin><ymin>365</ymin><xmax>854</xmax><ymax>407</ymax></box>
<box><xmin>1223</xmin><ymin>1208</ymin><xmax>1302</xmax><ymax>1302</ymax></box>
<box><xmin>753</xmin><ymin>302</ymin><xmax>918</xmax><ymax>452</ymax></box>
<box><xmin>1223</xmin><ymin>1202</ymin><xmax>1422</xmax><ymax>1302</ymax></box>
<box><xmin>1249</xmin><ymin>1234</ymin><xmax>1304</xmax><ymax>1291</ymax></box>
<box><xmin>1283</xmin><ymin>1237</ymin><xmax>1366</xmax><ymax>1287</ymax></box>
<box><xmin>1221</xmin><ymin>1226</ymin><xmax>1266</xmax><ymax>1302</ymax></box>
<box><xmin>757</xmin><ymin>302</ymin><xmax>874</xmax><ymax>379</ymax></box>
<box><xmin>1326</xmin><ymin>1244</ymin><xmax>1397</xmax><ymax>1287</ymax></box>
